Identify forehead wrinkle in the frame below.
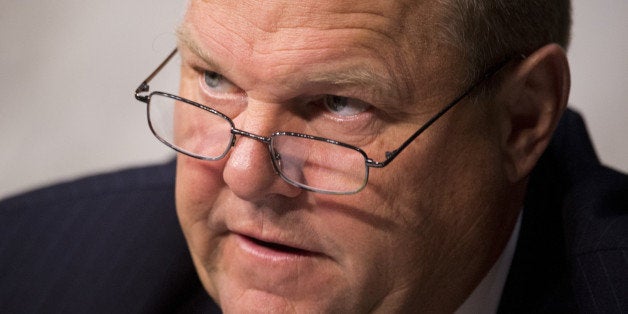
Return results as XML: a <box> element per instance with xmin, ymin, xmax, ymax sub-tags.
<box><xmin>211</xmin><ymin>0</ymin><xmax>412</xmax><ymax>56</ymax></box>
<box><xmin>273</xmin><ymin>13</ymin><xmax>399</xmax><ymax>44</ymax></box>
<box><xmin>233</xmin><ymin>0</ymin><xmax>405</xmax><ymax>34</ymax></box>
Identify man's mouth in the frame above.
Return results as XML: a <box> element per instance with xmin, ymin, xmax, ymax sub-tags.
<box><xmin>244</xmin><ymin>235</ymin><xmax>314</xmax><ymax>256</ymax></box>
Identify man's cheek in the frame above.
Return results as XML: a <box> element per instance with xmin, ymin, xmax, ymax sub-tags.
<box><xmin>175</xmin><ymin>155</ymin><xmax>226</xmax><ymax>220</ymax></box>
<box><xmin>177</xmin><ymin>154</ymin><xmax>226</xmax><ymax>192</ymax></box>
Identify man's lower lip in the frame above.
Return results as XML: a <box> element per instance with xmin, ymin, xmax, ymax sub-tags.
<box><xmin>222</xmin><ymin>234</ymin><xmax>331</xmax><ymax>296</ymax></box>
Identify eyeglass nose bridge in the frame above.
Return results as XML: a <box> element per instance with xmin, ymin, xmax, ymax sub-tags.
<box><xmin>230</xmin><ymin>128</ymin><xmax>272</xmax><ymax>145</ymax></box>
<box><xmin>229</xmin><ymin>128</ymin><xmax>283</xmax><ymax>175</ymax></box>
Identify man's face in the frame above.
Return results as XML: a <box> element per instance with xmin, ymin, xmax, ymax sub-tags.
<box><xmin>175</xmin><ymin>0</ymin><xmax>516</xmax><ymax>312</ymax></box>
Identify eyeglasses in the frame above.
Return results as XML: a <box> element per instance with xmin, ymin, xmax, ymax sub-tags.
<box><xmin>135</xmin><ymin>48</ymin><xmax>516</xmax><ymax>195</ymax></box>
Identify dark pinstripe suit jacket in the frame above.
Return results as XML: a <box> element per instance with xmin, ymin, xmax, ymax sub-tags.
<box><xmin>1</xmin><ymin>109</ymin><xmax>626</xmax><ymax>313</ymax></box>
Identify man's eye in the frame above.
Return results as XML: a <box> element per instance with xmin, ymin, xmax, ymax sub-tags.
<box><xmin>202</xmin><ymin>71</ymin><xmax>239</xmax><ymax>94</ymax></box>
<box><xmin>323</xmin><ymin>95</ymin><xmax>370</xmax><ymax>117</ymax></box>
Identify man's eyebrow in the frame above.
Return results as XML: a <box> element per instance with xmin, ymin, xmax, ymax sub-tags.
<box><xmin>306</xmin><ymin>67</ymin><xmax>397</xmax><ymax>99</ymax></box>
<box><xmin>176</xmin><ymin>24</ymin><xmax>222</xmax><ymax>71</ymax></box>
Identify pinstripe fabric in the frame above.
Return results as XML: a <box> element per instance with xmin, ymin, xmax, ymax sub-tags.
<box><xmin>567</xmin><ymin>166</ymin><xmax>628</xmax><ymax>313</ymax></box>
<box><xmin>0</xmin><ymin>161</ymin><xmax>220</xmax><ymax>313</ymax></box>
<box><xmin>498</xmin><ymin>110</ymin><xmax>628</xmax><ymax>313</ymax></box>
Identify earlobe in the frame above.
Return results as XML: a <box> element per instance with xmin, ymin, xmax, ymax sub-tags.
<box><xmin>501</xmin><ymin>43</ymin><xmax>571</xmax><ymax>182</ymax></box>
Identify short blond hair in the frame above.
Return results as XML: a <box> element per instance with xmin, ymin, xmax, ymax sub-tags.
<box><xmin>437</xmin><ymin>0</ymin><xmax>572</xmax><ymax>83</ymax></box>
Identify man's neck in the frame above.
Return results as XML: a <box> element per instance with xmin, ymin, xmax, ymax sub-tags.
<box><xmin>455</xmin><ymin>211</ymin><xmax>523</xmax><ymax>314</ymax></box>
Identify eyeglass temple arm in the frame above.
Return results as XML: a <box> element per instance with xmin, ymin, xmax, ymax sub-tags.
<box><xmin>365</xmin><ymin>88</ymin><xmax>471</xmax><ymax>169</ymax></box>
<box><xmin>367</xmin><ymin>54</ymin><xmax>525</xmax><ymax>169</ymax></box>
<box><xmin>134</xmin><ymin>48</ymin><xmax>179</xmax><ymax>103</ymax></box>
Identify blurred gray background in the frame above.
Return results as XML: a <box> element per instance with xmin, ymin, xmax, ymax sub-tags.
<box><xmin>1</xmin><ymin>1</ymin><xmax>627</xmax><ymax>199</ymax></box>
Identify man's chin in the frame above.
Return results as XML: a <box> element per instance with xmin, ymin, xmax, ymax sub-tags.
<box><xmin>217</xmin><ymin>288</ymin><xmax>324</xmax><ymax>313</ymax></box>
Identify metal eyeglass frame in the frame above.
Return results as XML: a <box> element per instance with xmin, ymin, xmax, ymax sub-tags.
<box><xmin>135</xmin><ymin>48</ymin><xmax>519</xmax><ymax>194</ymax></box>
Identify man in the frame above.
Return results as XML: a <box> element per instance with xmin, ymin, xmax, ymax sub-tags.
<box><xmin>1</xmin><ymin>0</ymin><xmax>626</xmax><ymax>313</ymax></box>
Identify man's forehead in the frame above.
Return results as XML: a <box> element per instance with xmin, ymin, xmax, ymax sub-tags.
<box><xmin>190</xmin><ymin>0</ymin><xmax>436</xmax><ymax>41</ymax></box>
<box><xmin>183</xmin><ymin>0</ymin><xmax>455</xmax><ymax>106</ymax></box>
<box><xmin>177</xmin><ymin>22</ymin><xmax>401</xmax><ymax>104</ymax></box>
<box><xmin>196</xmin><ymin>0</ymin><xmax>417</xmax><ymax>24</ymax></box>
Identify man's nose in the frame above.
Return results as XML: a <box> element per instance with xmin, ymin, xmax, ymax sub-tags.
<box><xmin>222</xmin><ymin>105</ymin><xmax>302</xmax><ymax>200</ymax></box>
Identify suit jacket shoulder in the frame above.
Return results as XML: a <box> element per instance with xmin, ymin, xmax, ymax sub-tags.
<box><xmin>0</xmin><ymin>161</ymin><xmax>219</xmax><ymax>313</ymax></box>
<box><xmin>499</xmin><ymin>109</ymin><xmax>628</xmax><ymax>313</ymax></box>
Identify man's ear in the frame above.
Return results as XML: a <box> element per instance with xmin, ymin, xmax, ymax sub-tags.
<box><xmin>499</xmin><ymin>43</ymin><xmax>571</xmax><ymax>182</ymax></box>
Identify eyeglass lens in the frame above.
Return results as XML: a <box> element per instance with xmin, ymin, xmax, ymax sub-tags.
<box><xmin>148</xmin><ymin>93</ymin><xmax>369</xmax><ymax>194</ymax></box>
